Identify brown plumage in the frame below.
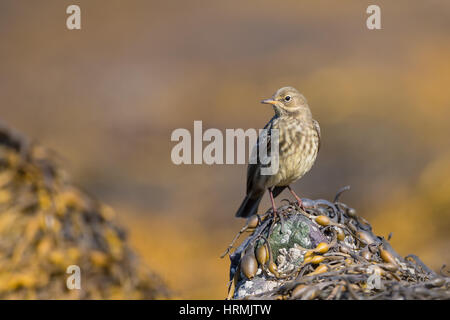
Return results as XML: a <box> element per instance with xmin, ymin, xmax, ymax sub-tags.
<box><xmin>235</xmin><ymin>87</ymin><xmax>321</xmax><ymax>218</ymax></box>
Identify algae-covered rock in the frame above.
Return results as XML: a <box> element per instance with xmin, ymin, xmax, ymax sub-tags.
<box><xmin>267</xmin><ymin>214</ymin><xmax>327</xmax><ymax>262</ymax></box>
<box><xmin>0</xmin><ymin>124</ymin><xmax>169</xmax><ymax>299</ymax></box>
<box><xmin>230</xmin><ymin>208</ymin><xmax>330</xmax><ymax>298</ymax></box>
<box><xmin>227</xmin><ymin>196</ymin><xmax>450</xmax><ymax>300</ymax></box>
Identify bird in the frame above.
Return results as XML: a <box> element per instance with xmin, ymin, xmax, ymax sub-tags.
<box><xmin>235</xmin><ymin>86</ymin><xmax>321</xmax><ymax>219</ymax></box>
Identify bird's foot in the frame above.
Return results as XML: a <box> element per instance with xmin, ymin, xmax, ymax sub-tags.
<box><xmin>287</xmin><ymin>186</ymin><xmax>308</xmax><ymax>212</ymax></box>
<box><xmin>267</xmin><ymin>208</ymin><xmax>288</xmax><ymax>237</ymax></box>
<box><xmin>290</xmin><ymin>197</ymin><xmax>306</xmax><ymax>212</ymax></box>
<box><xmin>295</xmin><ymin>198</ymin><xmax>318</xmax><ymax>213</ymax></box>
<box><xmin>297</xmin><ymin>199</ymin><xmax>307</xmax><ymax>212</ymax></box>
<box><xmin>278</xmin><ymin>213</ymin><xmax>287</xmax><ymax>234</ymax></box>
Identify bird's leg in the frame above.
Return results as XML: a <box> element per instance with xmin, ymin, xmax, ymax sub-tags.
<box><xmin>287</xmin><ymin>185</ymin><xmax>306</xmax><ymax>211</ymax></box>
<box><xmin>268</xmin><ymin>188</ymin><xmax>285</xmax><ymax>234</ymax></box>
<box><xmin>268</xmin><ymin>188</ymin><xmax>278</xmax><ymax>219</ymax></box>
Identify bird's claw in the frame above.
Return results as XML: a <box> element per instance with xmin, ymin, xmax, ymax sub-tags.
<box><xmin>266</xmin><ymin>209</ymin><xmax>287</xmax><ymax>238</ymax></box>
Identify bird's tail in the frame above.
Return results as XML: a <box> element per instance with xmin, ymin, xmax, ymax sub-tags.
<box><xmin>235</xmin><ymin>195</ymin><xmax>262</xmax><ymax>218</ymax></box>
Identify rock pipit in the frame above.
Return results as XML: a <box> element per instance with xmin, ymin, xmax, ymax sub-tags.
<box><xmin>235</xmin><ymin>87</ymin><xmax>321</xmax><ymax>219</ymax></box>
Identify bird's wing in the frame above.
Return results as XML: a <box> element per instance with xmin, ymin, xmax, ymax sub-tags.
<box><xmin>313</xmin><ymin>119</ymin><xmax>321</xmax><ymax>151</ymax></box>
<box><xmin>246</xmin><ymin>116</ymin><xmax>277</xmax><ymax>195</ymax></box>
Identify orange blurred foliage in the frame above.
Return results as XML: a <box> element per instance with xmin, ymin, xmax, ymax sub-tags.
<box><xmin>0</xmin><ymin>1</ymin><xmax>449</xmax><ymax>298</ymax></box>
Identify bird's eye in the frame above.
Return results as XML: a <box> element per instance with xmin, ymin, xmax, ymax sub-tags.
<box><xmin>284</xmin><ymin>96</ymin><xmax>291</xmax><ymax>102</ymax></box>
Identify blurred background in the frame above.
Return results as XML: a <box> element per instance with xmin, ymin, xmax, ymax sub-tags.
<box><xmin>1</xmin><ymin>0</ymin><xmax>449</xmax><ymax>299</ymax></box>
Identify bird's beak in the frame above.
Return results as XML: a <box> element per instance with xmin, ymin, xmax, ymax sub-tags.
<box><xmin>261</xmin><ymin>99</ymin><xmax>277</xmax><ymax>105</ymax></box>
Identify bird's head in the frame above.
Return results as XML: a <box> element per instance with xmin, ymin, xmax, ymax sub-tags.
<box><xmin>261</xmin><ymin>87</ymin><xmax>311</xmax><ymax>118</ymax></box>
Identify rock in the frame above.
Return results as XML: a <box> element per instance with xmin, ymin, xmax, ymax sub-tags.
<box><xmin>0</xmin><ymin>124</ymin><xmax>169</xmax><ymax>299</ymax></box>
<box><xmin>227</xmin><ymin>199</ymin><xmax>450</xmax><ymax>300</ymax></box>
<box><xmin>230</xmin><ymin>208</ymin><xmax>330</xmax><ymax>299</ymax></box>
<box><xmin>267</xmin><ymin>213</ymin><xmax>327</xmax><ymax>262</ymax></box>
